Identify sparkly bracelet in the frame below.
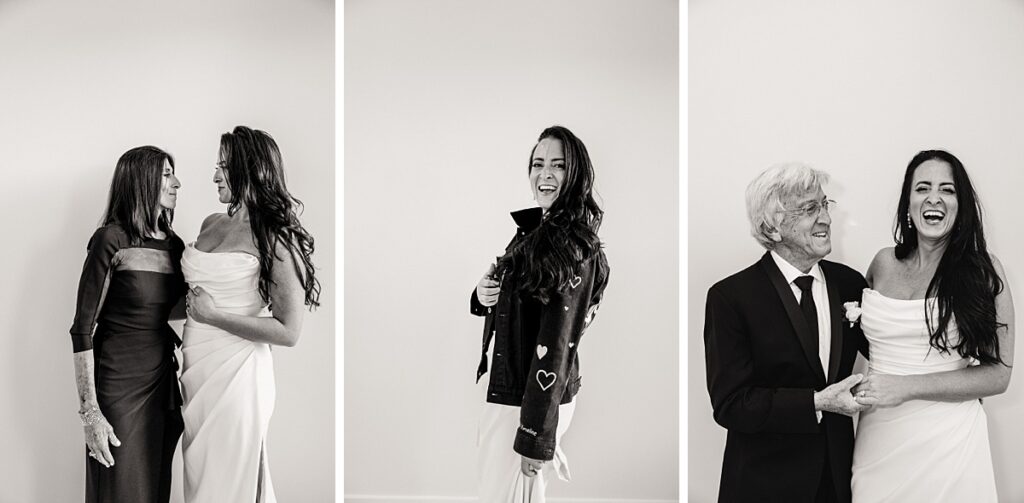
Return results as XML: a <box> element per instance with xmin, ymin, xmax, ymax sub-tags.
<box><xmin>79</xmin><ymin>407</ymin><xmax>103</xmax><ymax>427</ymax></box>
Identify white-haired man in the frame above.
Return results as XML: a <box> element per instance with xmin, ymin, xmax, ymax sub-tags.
<box><xmin>704</xmin><ymin>163</ymin><xmax>869</xmax><ymax>503</ymax></box>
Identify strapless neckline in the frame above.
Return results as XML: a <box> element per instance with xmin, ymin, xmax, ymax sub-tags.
<box><xmin>863</xmin><ymin>287</ymin><xmax>934</xmax><ymax>303</ymax></box>
<box><xmin>187</xmin><ymin>242</ymin><xmax>258</xmax><ymax>261</ymax></box>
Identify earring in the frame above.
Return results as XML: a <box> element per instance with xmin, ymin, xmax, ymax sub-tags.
<box><xmin>906</xmin><ymin>213</ymin><xmax>913</xmax><ymax>229</ymax></box>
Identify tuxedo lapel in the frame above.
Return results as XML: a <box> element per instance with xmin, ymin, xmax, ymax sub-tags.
<box><xmin>758</xmin><ymin>253</ymin><xmax>826</xmax><ymax>383</ymax></box>
<box><xmin>822</xmin><ymin>262</ymin><xmax>844</xmax><ymax>384</ymax></box>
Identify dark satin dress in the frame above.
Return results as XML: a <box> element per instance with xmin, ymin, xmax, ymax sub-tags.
<box><xmin>70</xmin><ymin>224</ymin><xmax>186</xmax><ymax>503</ymax></box>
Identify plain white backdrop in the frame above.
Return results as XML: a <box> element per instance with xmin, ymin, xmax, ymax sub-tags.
<box><xmin>0</xmin><ymin>0</ymin><xmax>334</xmax><ymax>501</ymax></box>
<box><xmin>689</xmin><ymin>0</ymin><xmax>1024</xmax><ymax>501</ymax></box>
<box><xmin>344</xmin><ymin>0</ymin><xmax>678</xmax><ymax>501</ymax></box>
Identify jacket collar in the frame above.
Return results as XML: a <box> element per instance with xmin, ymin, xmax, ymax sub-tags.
<box><xmin>510</xmin><ymin>207</ymin><xmax>544</xmax><ymax>232</ymax></box>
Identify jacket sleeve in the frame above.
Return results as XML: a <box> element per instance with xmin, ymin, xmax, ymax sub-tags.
<box><xmin>513</xmin><ymin>257</ymin><xmax>597</xmax><ymax>460</ymax></box>
<box><xmin>703</xmin><ymin>284</ymin><xmax>818</xmax><ymax>434</ymax></box>
<box><xmin>69</xmin><ymin>227</ymin><xmax>123</xmax><ymax>352</ymax></box>
<box><xmin>470</xmin><ymin>288</ymin><xmax>490</xmax><ymax>317</ymax></box>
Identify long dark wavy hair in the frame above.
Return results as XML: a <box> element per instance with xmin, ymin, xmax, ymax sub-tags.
<box><xmin>496</xmin><ymin>126</ymin><xmax>608</xmax><ymax>303</ymax></box>
<box><xmin>893</xmin><ymin>149</ymin><xmax>1005</xmax><ymax>365</ymax></box>
<box><xmin>102</xmin><ymin>146</ymin><xmax>176</xmax><ymax>244</ymax></box>
<box><xmin>220</xmin><ymin>126</ymin><xmax>321</xmax><ymax>309</ymax></box>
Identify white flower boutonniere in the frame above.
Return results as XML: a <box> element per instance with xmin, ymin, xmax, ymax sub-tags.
<box><xmin>843</xmin><ymin>301</ymin><xmax>862</xmax><ymax>328</ymax></box>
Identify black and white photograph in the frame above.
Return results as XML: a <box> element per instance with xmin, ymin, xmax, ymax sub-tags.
<box><xmin>344</xmin><ymin>0</ymin><xmax>678</xmax><ymax>501</ymax></box>
<box><xmin>0</xmin><ymin>0</ymin><xmax>334</xmax><ymax>501</ymax></box>
<box><xmin>689</xmin><ymin>1</ymin><xmax>1024</xmax><ymax>502</ymax></box>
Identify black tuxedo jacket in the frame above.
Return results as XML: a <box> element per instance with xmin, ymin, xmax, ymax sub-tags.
<box><xmin>704</xmin><ymin>252</ymin><xmax>868</xmax><ymax>503</ymax></box>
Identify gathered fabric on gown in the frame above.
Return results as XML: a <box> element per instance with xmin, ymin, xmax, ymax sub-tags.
<box><xmin>476</xmin><ymin>337</ymin><xmax>576</xmax><ymax>503</ymax></box>
<box><xmin>852</xmin><ymin>288</ymin><xmax>996</xmax><ymax>503</ymax></box>
<box><xmin>180</xmin><ymin>244</ymin><xmax>276</xmax><ymax>503</ymax></box>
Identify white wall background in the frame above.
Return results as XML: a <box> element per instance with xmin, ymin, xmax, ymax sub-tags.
<box><xmin>344</xmin><ymin>0</ymin><xmax>678</xmax><ymax>501</ymax></box>
<box><xmin>689</xmin><ymin>1</ymin><xmax>1024</xmax><ymax>501</ymax></box>
<box><xmin>0</xmin><ymin>1</ymin><xmax>335</xmax><ymax>501</ymax></box>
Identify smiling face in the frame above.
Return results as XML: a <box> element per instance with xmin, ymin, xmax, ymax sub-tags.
<box><xmin>908</xmin><ymin>159</ymin><xmax>958</xmax><ymax>242</ymax></box>
<box><xmin>772</xmin><ymin>186</ymin><xmax>832</xmax><ymax>272</ymax></box>
<box><xmin>529</xmin><ymin>137</ymin><xmax>566</xmax><ymax>213</ymax></box>
<box><xmin>158</xmin><ymin>159</ymin><xmax>180</xmax><ymax>210</ymax></box>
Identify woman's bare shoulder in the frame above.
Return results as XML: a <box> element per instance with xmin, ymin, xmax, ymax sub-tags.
<box><xmin>866</xmin><ymin>247</ymin><xmax>899</xmax><ymax>285</ymax></box>
<box><xmin>199</xmin><ymin>213</ymin><xmax>228</xmax><ymax>232</ymax></box>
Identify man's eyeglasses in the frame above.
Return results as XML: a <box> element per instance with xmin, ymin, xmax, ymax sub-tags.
<box><xmin>785</xmin><ymin>199</ymin><xmax>837</xmax><ymax>218</ymax></box>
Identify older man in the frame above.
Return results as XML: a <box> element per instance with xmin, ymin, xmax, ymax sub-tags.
<box><xmin>704</xmin><ymin>163</ymin><xmax>869</xmax><ymax>503</ymax></box>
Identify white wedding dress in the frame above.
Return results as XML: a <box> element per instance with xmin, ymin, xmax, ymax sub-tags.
<box><xmin>851</xmin><ymin>288</ymin><xmax>997</xmax><ymax>502</ymax></box>
<box><xmin>180</xmin><ymin>244</ymin><xmax>277</xmax><ymax>503</ymax></box>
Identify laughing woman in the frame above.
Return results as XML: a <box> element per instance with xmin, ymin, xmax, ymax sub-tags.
<box><xmin>851</xmin><ymin>150</ymin><xmax>1014</xmax><ymax>502</ymax></box>
<box><xmin>471</xmin><ymin>126</ymin><xmax>609</xmax><ymax>502</ymax></box>
<box><xmin>70</xmin><ymin>146</ymin><xmax>186</xmax><ymax>503</ymax></box>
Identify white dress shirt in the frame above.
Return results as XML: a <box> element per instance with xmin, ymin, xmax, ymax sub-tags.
<box><xmin>771</xmin><ymin>251</ymin><xmax>832</xmax><ymax>422</ymax></box>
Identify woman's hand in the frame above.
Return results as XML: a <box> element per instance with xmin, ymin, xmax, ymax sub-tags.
<box><xmin>521</xmin><ymin>455</ymin><xmax>545</xmax><ymax>477</ymax></box>
<box><xmin>186</xmin><ymin>286</ymin><xmax>220</xmax><ymax>324</ymax></box>
<box><xmin>476</xmin><ymin>264</ymin><xmax>501</xmax><ymax>307</ymax></box>
<box><xmin>82</xmin><ymin>408</ymin><xmax>120</xmax><ymax>468</ymax></box>
<box><xmin>852</xmin><ymin>372</ymin><xmax>911</xmax><ymax>408</ymax></box>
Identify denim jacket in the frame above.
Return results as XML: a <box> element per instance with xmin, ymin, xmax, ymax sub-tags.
<box><xmin>471</xmin><ymin>207</ymin><xmax>608</xmax><ymax>461</ymax></box>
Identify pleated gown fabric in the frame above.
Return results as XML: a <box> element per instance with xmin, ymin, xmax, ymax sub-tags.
<box><xmin>180</xmin><ymin>244</ymin><xmax>277</xmax><ymax>503</ymax></box>
<box><xmin>851</xmin><ymin>289</ymin><xmax>997</xmax><ymax>503</ymax></box>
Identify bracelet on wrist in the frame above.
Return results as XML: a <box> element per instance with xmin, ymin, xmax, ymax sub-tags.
<box><xmin>78</xmin><ymin>406</ymin><xmax>103</xmax><ymax>427</ymax></box>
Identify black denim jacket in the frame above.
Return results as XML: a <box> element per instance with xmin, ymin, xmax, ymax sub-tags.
<box><xmin>471</xmin><ymin>207</ymin><xmax>608</xmax><ymax>461</ymax></box>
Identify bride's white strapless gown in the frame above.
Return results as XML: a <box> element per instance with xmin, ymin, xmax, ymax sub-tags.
<box><xmin>851</xmin><ymin>288</ymin><xmax>997</xmax><ymax>502</ymax></box>
<box><xmin>181</xmin><ymin>244</ymin><xmax>277</xmax><ymax>503</ymax></box>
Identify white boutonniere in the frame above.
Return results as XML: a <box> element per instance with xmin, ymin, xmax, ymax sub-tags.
<box><xmin>843</xmin><ymin>301</ymin><xmax>862</xmax><ymax>327</ymax></box>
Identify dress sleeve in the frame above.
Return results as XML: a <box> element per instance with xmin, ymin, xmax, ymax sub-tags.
<box><xmin>513</xmin><ymin>255</ymin><xmax>601</xmax><ymax>461</ymax></box>
<box><xmin>69</xmin><ymin>226</ymin><xmax>124</xmax><ymax>352</ymax></box>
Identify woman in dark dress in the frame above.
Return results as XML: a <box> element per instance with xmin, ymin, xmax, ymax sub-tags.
<box><xmin>471</xmin><ymin>126</ymin><xmax>609</xmax><ymax>501</ymax></box>
<box><xmin>69</xmin><ymin>146</ymin><xmax>187</xmax><ymax>503</ymax></box>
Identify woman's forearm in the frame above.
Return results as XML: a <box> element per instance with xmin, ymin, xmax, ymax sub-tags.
<box><xmin>203</xmin><ymin>311</ymin><xmax>301</xmax><ymax>347</ymax></box>
<box><xmin>902</xmin><ymin>364</ymin><xmax>1011</xmax><ymax>402</ymax></box>
<box><xmin>73</xmin><ymin>350</ymin><xmax>100</xmax><ymax>411</ymax></box>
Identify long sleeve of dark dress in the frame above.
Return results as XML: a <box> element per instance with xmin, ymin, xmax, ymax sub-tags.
<box><xmin>69</xmin><ymin>224</ymin><xmax>186</xmax><ymax>503</ymax></box>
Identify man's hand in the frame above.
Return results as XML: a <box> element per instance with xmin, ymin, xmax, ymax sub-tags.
<box><xmin>814</xmin><ymin>373</ymin><xmax>869</xmax><ymax>416</ymax></box>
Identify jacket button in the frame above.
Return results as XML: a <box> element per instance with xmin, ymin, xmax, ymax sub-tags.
<box><xmin>563</xmin><ymin>306</ymin><xmax>569</xmax><ymax>311</ymax></box>
<box><xmin>487</xmin><ymin>307</ymin><xmax>492</xmax><ymax>313</ymax></box>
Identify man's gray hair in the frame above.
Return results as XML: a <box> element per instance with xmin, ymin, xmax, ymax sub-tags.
<box><xmin>745</xmin><ymin>162</ymin><xmax>829</xmax><ymax>250</ymax></box>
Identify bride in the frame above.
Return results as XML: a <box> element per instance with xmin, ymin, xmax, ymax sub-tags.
<box><xmin>851</xmin><ymin>150</ymin><xmax>1013</xmax><ymax>502</ymax></box>
<box><xmin>181</xmin><ymin>126</ymin><xmax>321</xmax><ymax>503</ymax></box>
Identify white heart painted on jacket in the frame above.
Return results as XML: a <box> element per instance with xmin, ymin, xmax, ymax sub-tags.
<box><xmin>536</xmin><ymin>370</ymin><xmax>557</xmax><ymax>391</ymax></box>
<box><xmin>536</xmin><ymin>345</ymin><xmax>548</xmax><ymax>359</ymax></box>
<box><xmin>568</xmin><ymin>342</ymin><xmax>575</xmax><ymax>348</ymax></box>
<box><xmin>569</xmin><ymin>276</ymin><xmax>582</xmax><ymax>289</ymax></box>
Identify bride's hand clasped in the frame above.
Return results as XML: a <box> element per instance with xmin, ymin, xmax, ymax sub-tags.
<box><xmin>852</xmin><ymin>372</ymin><xmax>910</xmax><ymax>408</ymax></box>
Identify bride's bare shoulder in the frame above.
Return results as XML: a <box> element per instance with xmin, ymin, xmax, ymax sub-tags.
<box><xmin>200</xmin><ymin>213</ymin><xmax>228</xmax><ymax>233</ymax></box>
<box><xmin>866</xmin><ymin>247</ymin><xmax>899</xmax><ymax>286</ymax></box>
